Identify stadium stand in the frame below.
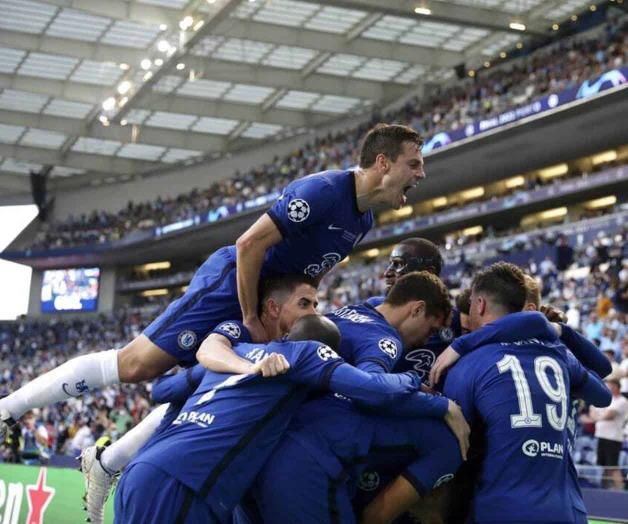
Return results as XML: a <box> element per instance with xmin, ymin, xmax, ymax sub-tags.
<box><xmin>0</xmin><ymin>2</ymin><xmax>627</xmax><ymax>522</ymax></box>
<box><xmin>21</xmin><ymin>15</ymin><xmax>627</xmax><ymax>251</ymax></box>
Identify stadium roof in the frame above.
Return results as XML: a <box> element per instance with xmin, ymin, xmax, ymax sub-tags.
<box><xmin>0</xmin><ymin>0</ymin><xmax>601</xmax><ymax>192</ymax></box>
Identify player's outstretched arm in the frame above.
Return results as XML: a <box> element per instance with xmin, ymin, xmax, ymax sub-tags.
<box><xmin>327</xmin><ymin>365</ymin><xmax>422</xmax><ymax>407</ymax></box>
<box><xmin>559</xmin><ymin>323</ymin><xmax>612</xmax><ymax>378</ymax></box>
<box><xmin>235</xmin><ymin>214</ymin><xmax>283</xmax><ymax>342</ymax></box>
<box><xmin>360</xmin><ymin>475</ymin><xmax>420</xmax><ymax>524</ymax></box>
<box><xmin>197</xmin><ymin>334</ymin><xmax>256</xmax><ymax>374</ymax></box>
<box><xmin>196</xmin><ymin>334</ymin><xmax>290</xmax><ymax>377</ymax></box>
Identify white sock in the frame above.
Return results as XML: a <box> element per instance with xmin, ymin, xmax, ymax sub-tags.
<box><xmin>100</xmin><ymin>403</ymin><xmax>169</xmax><ymax>472</ymax></box>
<box><xmin>0</xmin><ymin>350</ymin><xmax>119</xmax><ymax>419</ymax></box>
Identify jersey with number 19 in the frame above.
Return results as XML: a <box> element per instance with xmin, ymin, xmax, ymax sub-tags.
<box><xmin>444</xmin><ymin>334</ymin><xmax>591</xmax><ymax>523</ymax></box>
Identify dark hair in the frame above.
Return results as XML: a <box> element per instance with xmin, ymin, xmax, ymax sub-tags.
<box><xmin>359</xmin><ymin>124</ymin><xmax>424</xmax><ymax>168</ymax></box>
<box><xmin>455</xmin><ymin>288</ymin><xmax>472</xmax><ymax>316</ymax></box>
<box><xmin>524</xmin><ymin>274</ymin><xmax>541</xmax><ymax>309</ymax></box>
<box><xmin>471</xmin><ymin>262</ymin><xmax>527</xmax><ymax>314</ymax></box>
<box><xmin>258</xmin><ymin>274</ymin><xmax>318</xmax><ymax>316</ymax></box>
<box><xmin>399</xmin><ymin>237</ymin><xmax>443</xmax><ymax>276</ymax></box>
<box><xmin>287</xmin><ymin>315</ymin><xmax>341</xmax><ymax>352</ymax></box>
<box><xmin>385</xmin><ymin>271</ymin><xmax>451</xmax><ymax>319</ymax></box>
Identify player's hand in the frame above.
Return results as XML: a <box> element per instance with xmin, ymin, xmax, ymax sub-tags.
<box><xmin>539</xmin><ymin>304</ymin><xmax>566</xmax><ymax>323</ymax></box>
<box><xmin>244</xmin><ymin>317</ymin><xmax>270</xmax><ymax>343</ymax></box>
<box><xmin>429</xmin><ymin>346</ymin><xmax>460</xmax><ymax>386</ymax></box>
<box><xmin>549</xmin><ymin>322</ymin><xmax>562</xmax><ymax>338</ymax></box>
<box><xmin>251</xmin><ymin>353</ymin><xmax>290</xmax><ymax>377</ymax></box>
<box><xmin>444</xmin><ymin>400</ymin><xmax>470</xmax><ymax>461</ymax></box>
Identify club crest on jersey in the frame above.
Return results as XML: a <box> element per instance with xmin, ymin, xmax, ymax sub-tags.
<box><xmin>287</xmin><ymin>198</ymin><xmax>310</xmax><ymax>222</ymax></box>
<box><xmin>304</xmin><ymin>252</ymin><xmax>341</xmax><ymax>277</ymax></box>
<box><xmin>218</xmin><ymin>322</ymin><xmax>241</xmax><ymax>339</ymax></box>
<box><xmin>433</xmin><ymin>473</ymin><xmax>454</xmax><ymax>488</ymax></box>
<box><xmin>378</xmin><ymin>338</ymin><xmax>398</xmax><ymax>359</ymax></box>
<box><xmin>177</xmin><ymin>330</ymin><xmax>198</xmax><ymax>350</ymax></box>
<box><xmin>317</xmin><ymin>345</ymin><xmax>339</xmax><ymax>361</ymax></box>
<box><xmin>357</xmin><ymin>471</ymin><xmax>380</xmax><ymax>491</ymax></box>
<box><xmin>439</xmin><ymin>327</ymin><xmax>454</xmax><ymax>343</ymax></box>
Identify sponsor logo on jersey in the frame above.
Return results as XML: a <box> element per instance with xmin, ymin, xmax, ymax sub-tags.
<box><xmin>218</xmin><ymin>322</ymin><xmax>241</xmax><ymax>339</ymax></box>
<box><xmin>287</xmin><ymin>198</ymin><xmax>310</xmax><ymax>222</ymax></box>
<box><xmin>173</xmin><ymin>410</ymin><xmax>215</xmax><ymax>429</ymax></box>
<box><xmin>439</xmin><ymin>327</ymin><xmax>454</xmax><ymax>343</ymax></box>
<box><xmin>177</xmin><ymin>330</ymin><xmax>198</xmax><ymax>350</ymax></box>
<box><xmin>357</xmin><ymin>471</ymin><xmax>380</xmax><ymax>491</ymax></box>
<box><xmin>317</xmin><ymin>345</ymin><xmax>339</xmax><ymax>361</ymax></box>
<box><xmin>521</xmin><ymin>439</ymin><xmax>563</xmax><ymax>459</ymax></box>
<box><xmin>404</xmin><ymin>349</ymin><xmax>436</xmax><ymax>379</ymax></box>
<box><xmin>378</xmin><ymin>338</ymin><xmax>398</xmax><ymax>359</ymax></box>
<box><xmin>304</xmin><ymin>252</ymin><xmax>342</xmax><ymax>277</ymax></box>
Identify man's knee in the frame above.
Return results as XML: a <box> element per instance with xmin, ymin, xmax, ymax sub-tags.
<box><xmin>117</xmin><ymin>336</ymin><xmax>177</xmax><ymax>383</ymax></box>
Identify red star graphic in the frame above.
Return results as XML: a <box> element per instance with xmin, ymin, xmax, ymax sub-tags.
<box><xmin>26</xmin><ymin>467</ymin><xmax>55</xmax><ymax>524</ymax></box>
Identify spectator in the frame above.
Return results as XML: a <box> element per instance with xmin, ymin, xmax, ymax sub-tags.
<box><xmin>583</xmin><ymin>380</ymin><xmax>628</xmax><ymax>490</ymax></box>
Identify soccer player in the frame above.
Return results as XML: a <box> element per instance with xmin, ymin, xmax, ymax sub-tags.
<box><xmin>0</xmin><ymin>123</ymin><xmax>425</xmax><ymax>435</ymax></box>
<box><xmin>431</xmin><ymin>263</ymin><xmax>611</xmax><ymax>524</ymax></box>
<box><xmin>113</xmin><ymin>314</ymin><xmax>446</xmax><ymax>523</ymax></box>
<box><xmin>82</xmin><ymin>274</ymin><xmax>319</xmax><ymax>523</ymax></box>
<box><xmin>365</xmin><ymin>237</ymin><xmax>458</xmax><ymax>380</ymax></box>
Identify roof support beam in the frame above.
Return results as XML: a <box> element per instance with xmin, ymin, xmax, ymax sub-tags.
<box><xmin>213</xmin><ymin>18</ymin><xmax>463</xmax><ymax>68</ymax></box>
<box><xmin>180</xmin><ymin>57</ymin><xmax>407</xmax><ymax>100</ymax></box>
<box><xmin>0</xmin><ymin>144</ymin><xmax>155</xmax><ymax>176</ymax></box>
<box><xmin>0</xmin><ymin>73</ymin><xmax>327</xmax><ymax>129</ymax></box>
<box><xmin>0</xmin><ymin>30</ymin><xmax>146</xmax><ymax>65</ymax></box>
<box><xmin>41</xmin><ymin>0</ymin><xmax>181</xmax><ymax>29</ymax></box>
<box><xmin>0</xmin><ymin>110</ymin><xmax>231</xmax><ymax>152</ymax></box>
<box><xmin>318</xmin><ymin>0</ymin><xmax>546</xmax><ymax>37</ymax></box>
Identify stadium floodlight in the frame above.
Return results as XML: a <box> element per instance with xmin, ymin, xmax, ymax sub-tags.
<box><xmin>179</xmin><ymin>16</ymin><xmax>194</xmax><ymax>30</ymax></box>
<box><xmin>138</xmin><ymin>261</ymin><xmax>172</xmax><ymax>271</ymax></box>
<box><xmin>140</xmin><ymin>59</ymin><xmax>152</xmax><ymax>70</ymax></box>
<box><xmin>414</xmin><ymin>6</ymin><xmax>431</xmax><ymax>15</ymax></box>
<box><xmin>119</xmin><ymin>63</ymin><xmax>130</xmax><ymax>70</ymax></box>
<box><xmin>194</xmin><ymin>20</ymin><xmax>205</xmax><ymax>31</ymax></box>
<box><xmin>157</xmin><ymin>39</ymin><xmax>171</xmax><ymax>53</ymax></box>
<box><xmin>462</xmin><ymin>225</ymin><xmax>483</xmax><ymax>236</ymax></box>
<box><xmin>101</xmin><ymin>97</ymin><xmax>116</xmax><ymax>111</ymax></box>
<box><xmin>552</xmin><ymin>23</ymin><xmax>559</xmax><ymax>31</ymax></box>
<box><xmin>143</xmin><ymin>71</ymin><xmax>153</xmax><ymax>81</ymax></box>
<box><xmin>591</xmin><ymin>150</ymin><xmax>617</xmax><ymax>165</ymax></box>
<box><xmin>432</xmin><ymin>196</ymin><xmax>448</xmax><ymax>208</ymax></box>
<box><xmin>394</xmin><ymin>205</ymin><xmax>413</xmax><ymax>218</ymax></box>
<box><xmin>159</xmin><ymin>24</ymin><xmax>168</xmax><ymax>31</ymax></box>
<box><xmin>539</xmin><ymin>207</ymin><xmax>567</xmax><ymax>221</ymax></box>
<box><xmin>98</xmin><ymin>115</ymin><xmax>110</xmax><ymax>126</ymax></box>
<box><xmin>141</xmin><ymin>289</ymin><xmax>169</xmax><ymax>297</ymax></box>
<box><xmin>586</xmin><ymin>195</ymin><xmax>616</xmax><ymax>209</ymax></box>
<box><xmin>117</xmin><ymin>81</ymin><xmax>132</xmax><ymax>95</ymax></box>
<box><xmin>120</xmin><ymin>119</ymin><xmax>128</xmax><ymax>126</ymax></box>
<box><xmin>461</xmin><ymin>187</ymin><xmax>485</xmax><ymax>200</ymax></box>
<box><xmin>509</xmin><ymin>22</ymin><xmax>526</xmax><ymax>31</ymax></box>
<box><xmin>155</xmin><ymin>58</ymin><xmax>164</xmax><ymax>66</ymax></box>
<box><xmin>539</xmin><ymin>163</ymin><xmax>568</xmax><ymax>179</ymax></box>
<box><xmin>505</xmin><ymin>176</ymin><xmax>525</xmax><ymax>189</ymax></box>
<box><xmin>118</xmin><ymin>96</ymin><xmax>129</xmax><ymax>107</ymax></box>
<box><xmin>365</xmin><ymin>248</ymin><xmax>380</xmax><ymax>258</ymax></box>
<box><xmin>176</xmin><ymin>63</ymin><xmax>186</xmax><ymax>70</ymax></box>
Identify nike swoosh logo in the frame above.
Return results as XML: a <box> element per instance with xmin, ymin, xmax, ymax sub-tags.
<box><xmin>328</xmin><ymin>225</ymin><xmax>342</xmax><ymax>231</ymax></box>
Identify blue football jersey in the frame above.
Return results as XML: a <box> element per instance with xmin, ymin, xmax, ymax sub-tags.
<box><xmin>131</xmin><ymin>340</ymin><xmax>343</xmax><ymax>522</ymax></box>
<box><xmin>444</xmin><ymin>329</ymin><xmax>592</xmax><ymax>523</ymax></box>
<box><xmin>365</xmin><ymin>296</ymin><xmax>461</xmax><ymax>380</ymax></box>
<box><xmin>327</xmin><ymin>302</ymin><xmax>403</xmax><ymax>373</ymax></box>
<box><xmin>259</xmin><ymin>169</ymin><xmax>373</xmax><ymax>278</ymax></box>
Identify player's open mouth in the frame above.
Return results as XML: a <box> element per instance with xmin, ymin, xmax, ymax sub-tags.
<box><xmin>403</xmin><ymin>184</ymin><xmax>416</xmax><ymax>196</ymax></box>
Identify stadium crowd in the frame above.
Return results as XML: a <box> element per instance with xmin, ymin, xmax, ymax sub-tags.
<box><xmin>27</xmin><ymin>16</ymin><xmax>627</xmax><ymax>250</ymax></box>
<box><xmin>3</xmin><ymin>226</ymin><xmax>627</xmax><ymax>489</ymax></box>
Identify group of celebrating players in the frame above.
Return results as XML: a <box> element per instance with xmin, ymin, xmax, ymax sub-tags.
<box><xmin>0</xmin><ymin>124</ymin><xmax>613</xmax><ymax>523</ymax></box>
